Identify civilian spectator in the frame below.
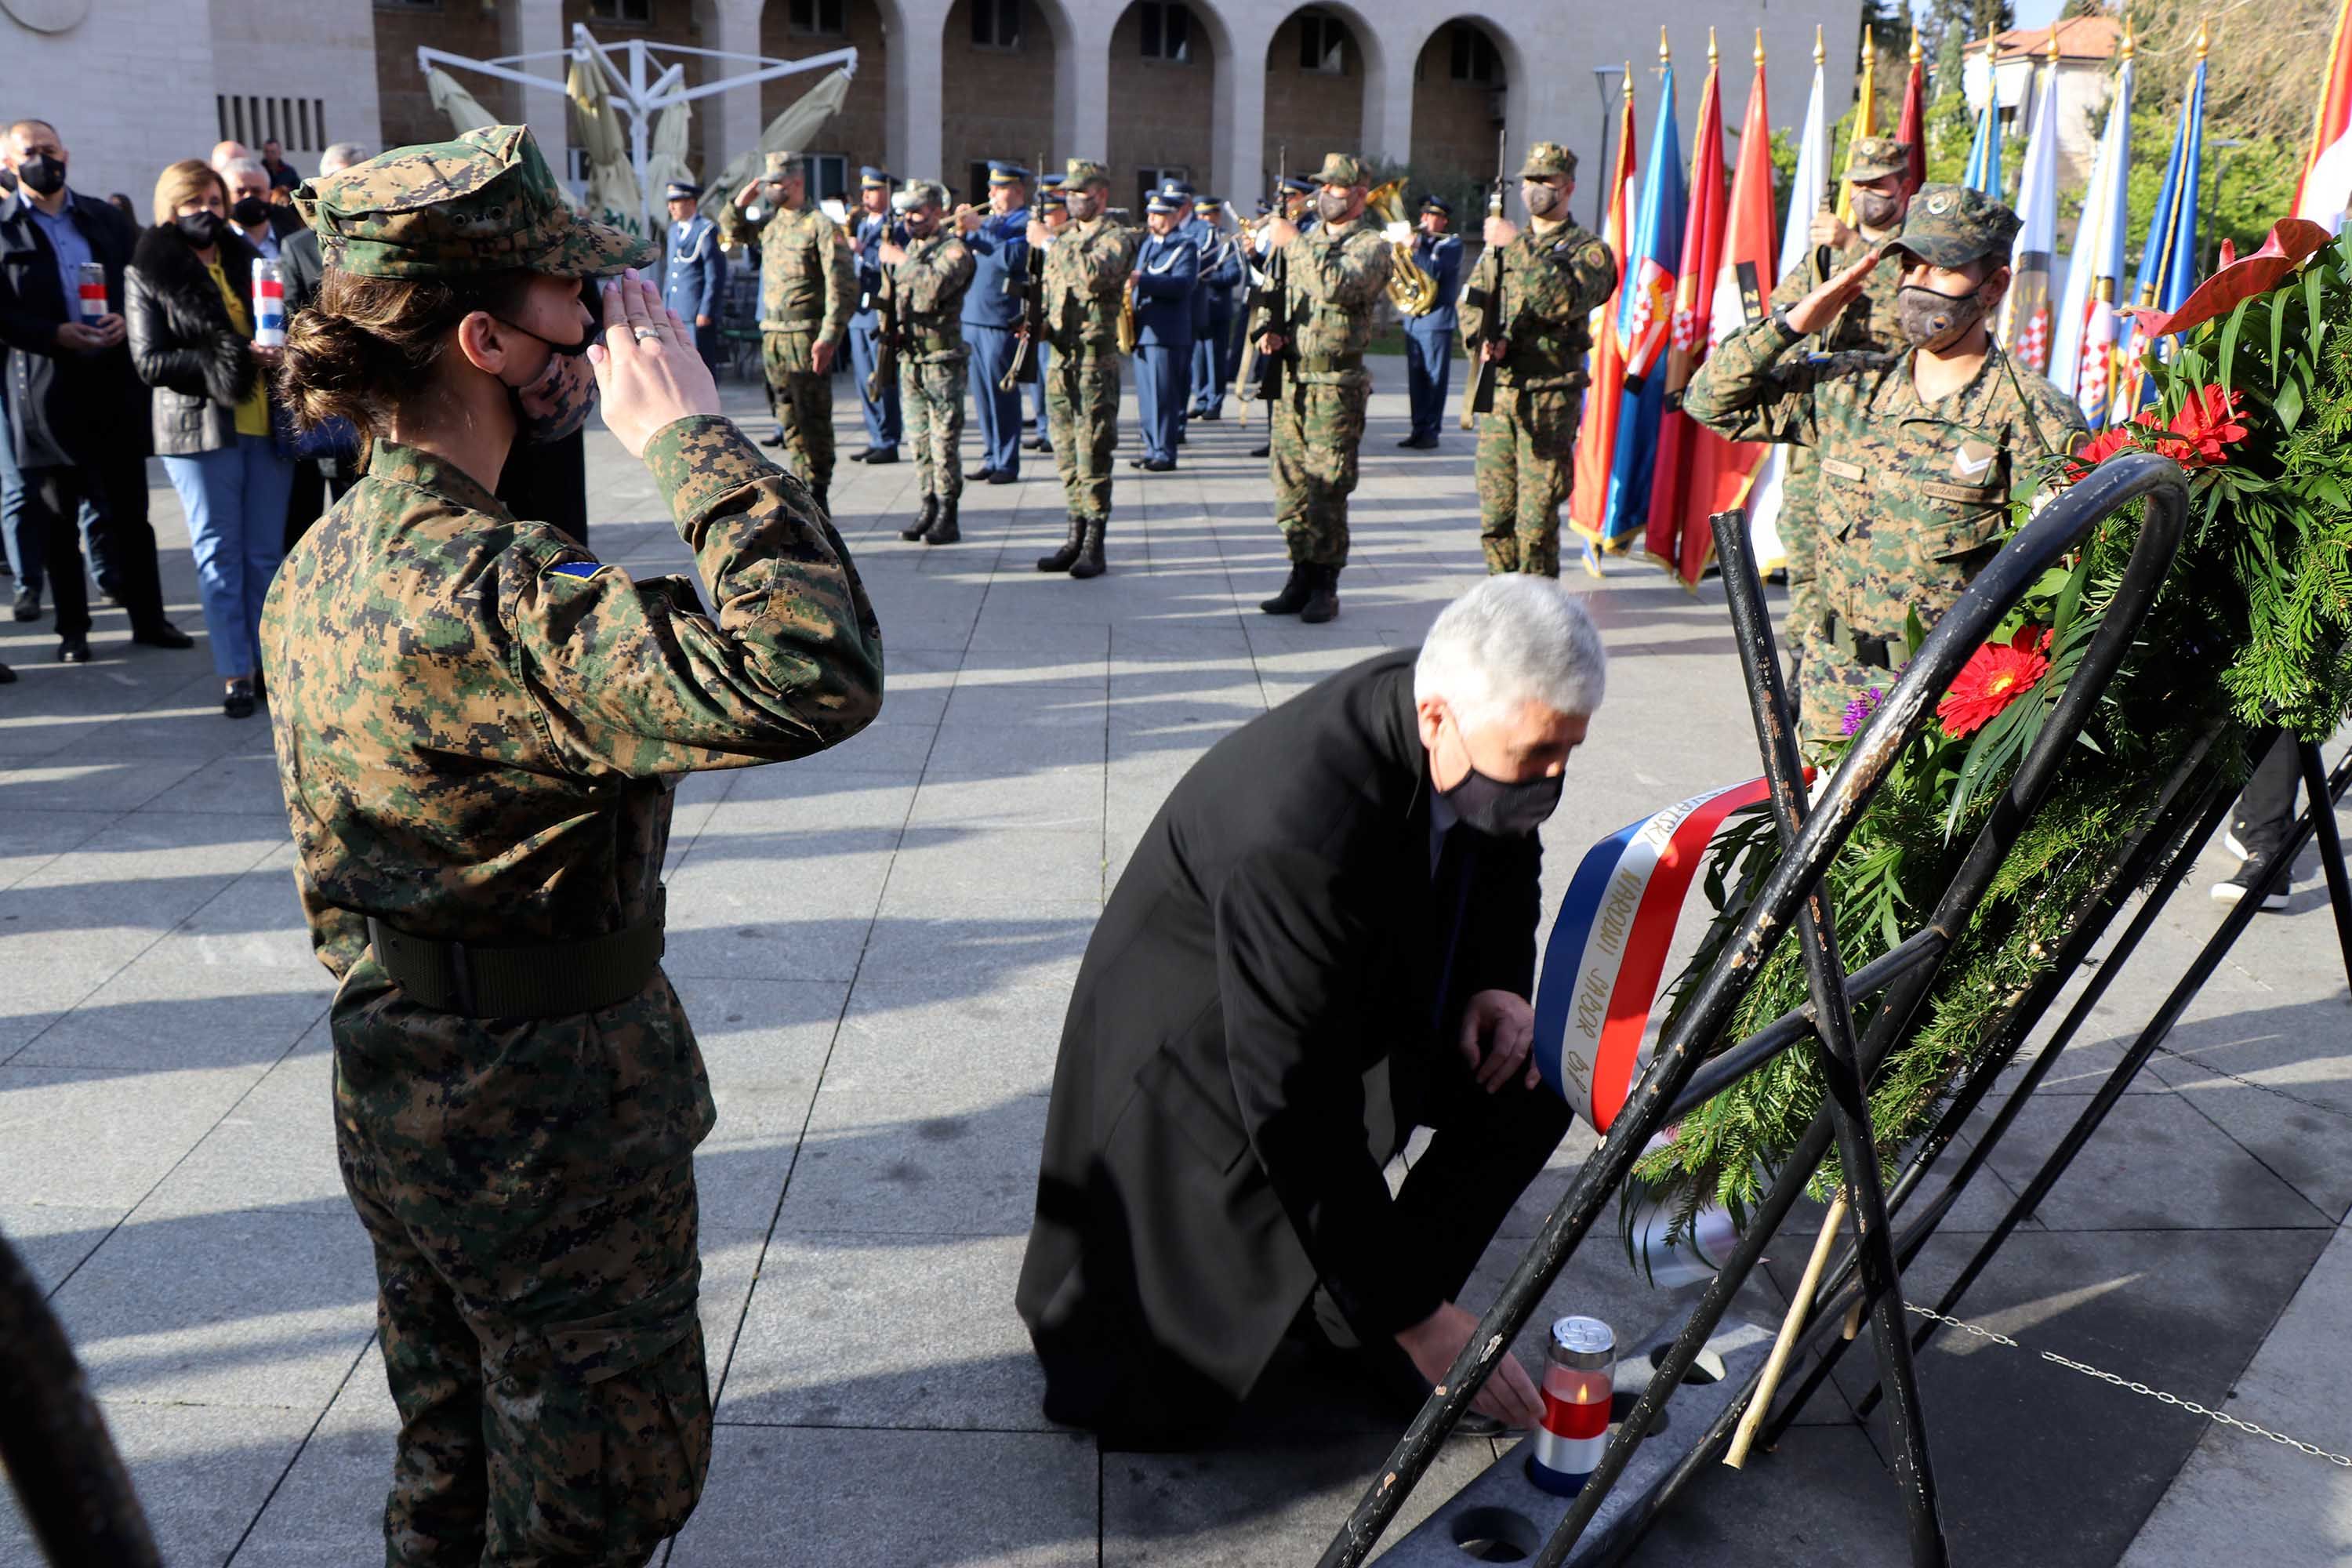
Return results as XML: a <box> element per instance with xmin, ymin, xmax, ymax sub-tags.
<box><xmin>220</xmin><ymin>156</ymin><xmax>300</xmax><ymax>260</ymax></box>
<box><xmin>129</xmin><ymin>158</ymin><xmax>292</xmax><ymax>717</ymax></box>
<box><xmin>0</xmin><ymin>117</ymin><xmax>191</xmax><ymax>662</ymax></box>
<box><xmin>107</xmin><ymin>192</ymin><xmax>136</xmax><ymax>222</ymax></box>
<box><xmin>260</xmin><ymin>138</ymin><xmax>300</xmax><ymax>191</ymax></box>
<box><xmin>209</xmin><ymin>140</ymin><xmax>250</xmax><ymax>173</ymax></box>
<box><xmin>280</xmin><ymin>141</ymin><xmax>368</xmax><ymax>551</ymax></box>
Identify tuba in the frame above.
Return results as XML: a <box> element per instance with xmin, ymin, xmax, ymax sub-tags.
<box><xmin>1369</xmin><ymin>180</ymin><xmax>1439</xmax><ymax>318</ymax></box>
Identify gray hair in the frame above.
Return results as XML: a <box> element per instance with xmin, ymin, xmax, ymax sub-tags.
<box><xmin>220</xmin><ymin>155</ymin><xmax>267</xmax><ymax>183</ymax></box>
<box><xmin>319</xmin><ymin>143</ymin><xmax>368</xmax><ymax>176</ymax></box>
<box><xmin>1414</xmin><ymin>576</ymin><xmax>1606</xmax><ymax>724</ymax></box>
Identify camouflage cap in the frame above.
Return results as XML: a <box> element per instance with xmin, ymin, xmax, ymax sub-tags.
<box><xmin>1846</xmin><ymin>136</ymin><xmax>1912</xmax><ymax>182</ymax></box>
<box><xmin>296</xmin><ymin>125</ymin><xmax>654</xmax><ymax>281</ymax></box>
<box><xmin>1520</xmin><ymin>141</ymin><xmax>1577</xmax><ymax>180</ymax></box>
<box><xmin>1890</xmin><ymin>183</ymin><xmax>2020</xmax><ymax>270</ymax></box>
<box><xmin>764</xmin><ymin>151</ymin><xmax>805</xmax><ymax>178</ymax></box>
<box><xmin>1313</xmin><ymin>152</ymin><xmax>1369</xmax><ymax>187</ymax></box>
<box><xmin>904</xmin><ymin>180</ymin><xmax>949</xmax><ymax>208</ymax></box>
<box><xmin>1065</xmin><ymin>158</ymin><xmax>1109</xmax><ymax>187</ymax></box>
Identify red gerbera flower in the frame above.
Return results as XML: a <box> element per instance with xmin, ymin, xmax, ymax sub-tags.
<box><xmin>1936</xmin><ymin>625</ymin><xmax>2053</xmax><ymax>739</ymax></box>
<box><xmin>2066</xmin><ymin>424</ymin><xmax>2136</xmax><ymax>479</ymax></box>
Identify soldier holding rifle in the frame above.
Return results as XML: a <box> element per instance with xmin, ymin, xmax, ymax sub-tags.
<box><xmin>882</xmin><ymin>182</ymin><xmax>976</xmax><ymax>546</ymax></box>
<box><xmin>1025</xmin><ymin>158</ymin><xmax>1137</xmax><ymax>579</ymax></box>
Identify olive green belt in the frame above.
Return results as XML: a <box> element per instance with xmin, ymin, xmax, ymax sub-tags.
<box><xmin>367</xmin><ymin>891</ymin><xmax>666</xmax><ymax>1019</ymax></box>
<box><xmin>1297</xmin><ymin>352</ymin><xmax>1364</xmax><ymax>375</ymax></box>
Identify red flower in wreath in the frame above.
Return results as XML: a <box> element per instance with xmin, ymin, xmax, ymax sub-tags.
<box><xmin>1936</xmin><ymin>626</ymin><xmax>2053</xmax><ymax>739</ymax></box>
<box><xmin>2067</xmin><ymin>424</ymin><xmax>2136</xmax><ymax>478</ymax></box>
<box><xmin>2160</xmin><ymin>383</ymin><xmax>2249</xmax><ymax>468</ymax></box>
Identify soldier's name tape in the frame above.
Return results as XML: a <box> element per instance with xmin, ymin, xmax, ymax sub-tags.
<box><xmin>1533</xmin><ymin>776</ymin><xmax>1784</xmax><ymax>1131</ymax></box>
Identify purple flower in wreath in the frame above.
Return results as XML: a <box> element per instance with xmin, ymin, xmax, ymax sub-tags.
<box><xmin>1841</xmin><ymin>687</ymin><xmax>1885</xmax><ymax>737</ymax></box>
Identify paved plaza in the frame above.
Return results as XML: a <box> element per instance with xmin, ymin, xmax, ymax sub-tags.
<box><xmin>5</xmin><ymin>364</ymin><xmax>2352</xmax><ymax>1566</ymax></box>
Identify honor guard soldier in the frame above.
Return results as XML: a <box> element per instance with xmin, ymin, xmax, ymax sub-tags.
<box><xmin>1250</xmin><ymin>152</ymin><xmax>1392</xmax><ymax>623</ymax></box>
<box><xmin>884</xmin><ymin>181</ymin><xmax>977</xmax><ymax>546</ymax></box>
<box><xmin>721</xmin><ymin>149</ymin><xmax>855</xmax><ymax>510</ymax></box>
<box><xmin>956</xmin><ymin>161</ymin><xmax>1033</xmax><ymax>483</ymax></box>
<box><xmin>267</xmin><ymin>124</ymin><xmax>883</xmax><ymax>1564</ymax></box>
<box><xmin>1026</xmin><ymin>174</ymin><xmax>1067</xmax><ymax>453</ymax></box>
<box><xmin>659</xmin><ymin>179</ymin><xmax>724</xmax><ymax>368</ymax></box>
<box><xmin>1189</xmin><ymin>194</ymin><xmax>1243</xmax><ymax>421</ymax></box>
<box><xmin>848</xmin><ymin>166</ymin><xmax>906</xmax><ymax>465</ymax></box>
<box><xmin>1685</xmin><ymin>183</ymin><xmax>2085</xmax><ymax>745</ymax></box>
<box><xmin>1246</xmin><ymin>175</ymin><xmax>1327</xmax><ymax>459</ymax></box>
<box><xmin>1025</xmin><ymin>158</ymin><xmax>1137</xmax><ymax>579</ymax></box>
<box><xmin>1765</xmin><ymin>135</ymin><xmax>1914</xmax><ymax>654</ymax></box>
<box><xmin>1399</xmin><ymin>194</ymin><xmax>1463</xmax><ymax>449</ymax></box>
<box><xmin>1460</xmin><ymin>141</ymin><xmax>1617</xmax><ymax>577</ymax></box>
<box><xmin>1129</xmin><ymin>189</ymin><xmax>1198</xmax><ymax>472</ymax></box>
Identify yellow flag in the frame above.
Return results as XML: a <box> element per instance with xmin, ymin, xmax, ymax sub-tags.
<box><xmin>1836</xmin><ymin>29</ymin><xmax>1878</xmax><ymax>226</ymax></box>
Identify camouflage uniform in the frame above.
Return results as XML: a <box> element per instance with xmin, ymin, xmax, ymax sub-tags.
<box><xmin>1250</xmin><ymin>154</ymin><xmax>1392</xmax><ymax>571</ymax></box>
<box><xmin>720</xmin><ymin>151</ymin><xmax>855</xmax><ymax>495</ymax></box>
<box><xmin>273</xmin><ymin>127</ymin><xmax>885</xmax><ymax>1567</ymax></box>
<box><xmin>1457</xmin><ymin>142</ymin><xmax>1617</xmax><ymax>577</ymax></box>
<box><xmin>1040</xmin><ymin>161</ymin><xmax>1138</xmax><ymax>544</ymax></box>
<box><xmin>1684</xmin><ymin>183</ymin><xmax>2085</xmax><ymax>746</ymax></box>
<box><xmin>1765</xmin><ymin>136</ymin><xmax>1911</xmax><ymax>652</ymax></box>
<box><xmin>889</xmin><ymin>201</ymin><xmax>977</xmax><ymax>504</ymax></box>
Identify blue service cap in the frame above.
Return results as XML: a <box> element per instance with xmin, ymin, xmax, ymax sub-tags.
<box><xmin>663</xmin><ymin>180</ymin><xmax>702</xmax><ymax>201</ymax></box>
<box><xmin>1280</xmin><ymin>174</ymin><xmax>1316</xmax><ymax>194</ymax></box>
<box><xmin>987</xmin><ymin>162</ymin><xmax>1032</xmax><ymax>183</ymax></box>
<box><xmin>858</xmin><ymin>165</ymin><xmax>890</xmax><ymax>186</ymax></box>
<box><xmin>1418</xmin><ymin>193</ymin><xmax>1452</xmax><ymax>216</ymax></box>
<box><xmin>1039</xmin><ymin>172</ymin><xmax>1066</xmax><ymax>189</ymax></box>
<box><xmin>1156</xmin><ymin>179</ymin><xmax>1195</xmax><ymax>198</ymax></box>
<box><xmin>1146</xmin><ymin>192</ymin><xmax>1179</xmax><ymax>213</ymax></box>
<box><xmin>1196</xmin><ymin>194</ymin><xmax>1221</xmax><ymax>209</ymax></box>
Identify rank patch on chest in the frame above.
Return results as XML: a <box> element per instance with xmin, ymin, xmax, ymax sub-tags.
<box><xmin>548</xmin><ymin>561</ymin><xmax>607</xmax><ymax>580</ymax></box>
<box><xmin>1951</xmin><ymin>441</ymin><xmax>1998</xmax><ymax>482</ymax></box>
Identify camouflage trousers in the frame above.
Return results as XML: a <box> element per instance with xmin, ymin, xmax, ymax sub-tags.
<box><xmin>1047</xmin><ymin>342</ymin><xmax>1120</xmax><ymax>523</ymax></box>
<box><xmin>333</xmin><ymin>975</ymin><xmax>714</xmax><ymax>1566</ymax></box>
<box><xmin>1271</xmin><ymin>375</ymin><xmax>1368</xmax><ymax>568</ymax></box>
<box><xmin>761</xmin><ymin>329</ymin><xmax>837</xmax><ymax>491</ymax></box>
<box><xmin>900</xmin><ymin>354</ymin><xmax>968</xmax><ymax>502</ymax></box>
<box><xmin>1475</xmin><ymin>383</ymin><xmax>1582</xmax><ymax>577</ymax></box>
<box><xmin>1779</xmin><ymin>446</ymin><xmax>1827</xmax><ymax>666</ymax></box>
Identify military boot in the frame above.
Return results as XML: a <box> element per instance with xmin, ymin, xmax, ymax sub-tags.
<box><xmin>924</xmin><ymin>497</ymin><xmax>961</xmax><ymax>546</ymax></box>
<box><xmin>1258</xmin><ymin>564</ymin><xmax>1311</xmax><ymax>615</ymax></box>
<box><xmin>1036</xmin><ymin>514</ymin><xmax>1086</xmax><ymax>572</ymax></box>
<box><xmin>1300</xmin><ymin>564</ymin><xmax>1341</xmax><ymax>624</ymax></box>
<box><xmin>814</xmin><ymin>483</ymin><xmax>830</xmax><ymax>515</ymax></box>
<box><xmin>901</xmin><ymin>494</ymin><xmax>938</xmax><ymax>542</ymax></box>
<box><xmin>1068</xmin><ymin>518</ymin><xmax>1107</xmax><ymax>579</ymax></box>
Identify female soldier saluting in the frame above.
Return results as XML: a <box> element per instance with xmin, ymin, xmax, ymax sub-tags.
<box><xmin>264</xmin><ymin>125</ymin><xmax>882</xmax><ymax>1566</ymax></box>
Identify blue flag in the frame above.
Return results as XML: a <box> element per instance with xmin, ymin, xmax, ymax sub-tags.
<box><xmin>1963</xmin><ymin>91</ymin><xmax>2003</xmax><ymax>197</ymax></box>
<box><xmin>1601</xmin><ymin>64</ymin><xmax>1684</xmax><ymax>548</ymax></box>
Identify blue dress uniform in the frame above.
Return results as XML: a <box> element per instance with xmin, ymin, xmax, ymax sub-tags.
<box><xmin>1402</xmin><ymin>197</ymin><xmax>1464</xmax><ymax>448</ymax></box>
<box><xmin>1027</xmin><ymin>177</ymin><xmax>1064</xmax><ymax>452</ymax></box>
<box><xmin>1189</xmin><ymin>197</ymin><xmax>1241</xmax><ymax>418</ymax></box>
<box><xmin>659</xmin><ymin>180</ymin><xmax>727</xmax><ymax>368</ymax></box>
<box><xmin>847</xmin><ymin>168</ymin><xmax>905</xmax><ymax>462</ymax></box>
<box><xmin>961</xmin><ymin>162</ymin><xmax>1031</xmax><ymax>481</ymax></box>
<box><xmin>1129</xmin><ymin>198</ymin><xmax>1199</xmax><ymax>470</ymax></box>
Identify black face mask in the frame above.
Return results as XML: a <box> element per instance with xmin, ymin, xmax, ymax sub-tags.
<box><xmin>15</xmin><ymin>154</ymin><xmax>65</xmax><ymax>197</ymax></box>
<box><xmin>175</xmin><ymin>211</ymin><xmax>223</xmax><ymax>248</ymax></box>
<box><xmin>1436</xmin><ymin>713</ymin><xmax>1565</xmax><ymax>838</ymax></box>
<box><xmin>231</xmin><ymin>195</ymin><xmax>273</xmax><ymax>227</ymax></box>
<box><xmin>492</xmin><ymin>307</ymin><xmax>600</xmax><ymax>445</ymax></box>
<box><xmin>1896</xmin><ymin>281</ymin><xmax>1989</xmax><ymax>351</ymax></box>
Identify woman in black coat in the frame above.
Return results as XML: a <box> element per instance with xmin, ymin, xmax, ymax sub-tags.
<box><xmin>126</xmin><ymin>158</ymin><xmax>295</xmax><ymax>717</ymax></box>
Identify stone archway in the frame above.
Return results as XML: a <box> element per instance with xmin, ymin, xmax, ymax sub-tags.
<box><xmin>760</xmin><ymin>0</ymin><xmax>895</xmax><ymax>198</ymax></box>
<box><xmin>940</xmin><ymin>0</ymin><xmax>1066</xmax><ymax>204</ymax></box>
<box><xmin>1407</xmin><ymin>16</ymin><xmax>1518</xmax><ymax>191</ymax></box>
<box><xmin>1105</xmin><ymin>0</ymin><xmax>1228</xmax><ymax>212</ymax></box>
<box><xmin>1260</xmin><ymin>2</ymin><xmax>1384</xmax><ymax>191</ymax></box>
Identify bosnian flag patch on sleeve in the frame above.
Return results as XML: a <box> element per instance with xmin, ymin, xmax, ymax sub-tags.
<box><xmin>548</xmin><ymin>560</ymin><xmax>607</xmax><ymax>580</ymax></box>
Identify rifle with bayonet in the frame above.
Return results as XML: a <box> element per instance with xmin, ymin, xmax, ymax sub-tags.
<box><xmin>866</xmin><ymin>181</ymin><xmax>906</xmax><ymax>404</ymax></box>
<box><xmin>1000</xmin><ymin>150</ymin><xmax>1048</xmax><ymax>389</ymax></box>
<box><xmin>1459</xmin><ymin>129</ymin><xmax>1509</xmax><ymax>430</ymax></box>
<box><xmin>1232</xmin><ymin>148</ymin><xmax>1290</xmax><ymax>426</ymax></box>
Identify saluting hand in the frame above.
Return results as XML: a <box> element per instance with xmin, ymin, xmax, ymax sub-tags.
<box><xmin>1785</xmin><ymin>246</ymin><xmax>1883</xmax><ymax>338</ymax></box>
<box><xmin>586</xmin><ymin>270</ymin><xmax>720</xmax><ymax>459</ymax></box>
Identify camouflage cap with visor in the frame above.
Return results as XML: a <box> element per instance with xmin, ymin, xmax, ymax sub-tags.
<box><xmin>1846</xmin><ymin>136</ymin><xmax>1912</xmax><ymax>183</ymax></box>
<box><xmin>296</xmin><ymin>125</ymin><xmax>655</xmax><ymax>281</ymax></box>
<box><xmin>1889</xmin><ymin>183</ymin><xmax>2020</xmax><ymax>270</ymax></box>
<box><xmin>1520</xmin><ymin>141</ymin><xmax>1577</xmax><ymax>180</ymax></box>
<box><xmin>1312</xmin><ymin>153</ymin><xmax>1370</xmax><ymax>187</ymax></box>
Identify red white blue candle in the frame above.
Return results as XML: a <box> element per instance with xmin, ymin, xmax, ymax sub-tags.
<box><xmin>252</xmin><ymin>259</ymin><xmax>285</xmax><ymax>348</ymax></box>
<box><xmin>75</xmin><ymin>261</ymin><xmax>107</xmax><ymax>322</ymax></box>
<box><xmin>1526</xmin><ymin>1314</ymin><xmax>1615</xmax><ymax>1497</ymax></box>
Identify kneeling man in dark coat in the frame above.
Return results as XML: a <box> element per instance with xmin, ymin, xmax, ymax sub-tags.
<box><xmin>1017</xmin><ymin>577</ymin><xmax>1606</xmax><ymax>1446</ymax></box>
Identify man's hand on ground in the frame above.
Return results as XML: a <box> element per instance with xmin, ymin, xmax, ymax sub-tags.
<box><xmin>1458</xmin><ymin>989</ymin><xmax>1538</xmax><ymax>1091</ymax></box>
<box><xmin>1396</xmin><ymin>1301</ymin><xmax>1544</xmax><ymax>1428</ymax></box>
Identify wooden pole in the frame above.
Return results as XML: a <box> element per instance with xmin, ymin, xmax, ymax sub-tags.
<box><xmin>1724</xmin><ymin>1193</ymin><xmax>1849</xmax><ymax>1468</ymax></box>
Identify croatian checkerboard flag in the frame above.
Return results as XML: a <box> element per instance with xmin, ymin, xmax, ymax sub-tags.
<box><xmin>1999</xmin><ymin>42</ymin><xmax>2064</xmax><ymax>373</ymax></box>
<box><xmin>2050</xmin><ymin>49</ymin><xmax>2132</xmax><ymax>426</ymax></box>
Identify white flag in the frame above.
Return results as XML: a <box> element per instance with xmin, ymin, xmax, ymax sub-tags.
<box><xmin>2050</xmin><ymin>56</ymin><xmax>2133</xmax><ymax>423</ymax></box>
<box><xmin>1999</xmin><ymin>55</ymin><xmax>2065</xmax><ymax>372</ymax></box>
<box><xmin>1752</xmin><ymin>54</ymin><xmax>1829</xmax><ymax>574</ymax></box>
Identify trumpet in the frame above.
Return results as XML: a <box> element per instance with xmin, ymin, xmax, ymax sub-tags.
<box><xmin>1368</xmin><ymin>179</ymin><xmax>1439</xmax><ymax>318</ymax></box>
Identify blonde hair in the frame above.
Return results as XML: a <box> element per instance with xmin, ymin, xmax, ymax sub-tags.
<box><xmin>152</xmin><ymin>159</ymin><xmax>227</xmax><ymax>226</ymax></box>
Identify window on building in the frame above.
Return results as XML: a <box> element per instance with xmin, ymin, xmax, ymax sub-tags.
<box><xmin>218</xmin><ymin>94</ymin><xmax>328</xmax><ymax>152</ymax></box>
<box><xmin>971</xmin><ymin>0</ymin><xmax>1021</xmax><ymax>49</ymax></box>
<box><xmin>791</xmin><ymin>0</ymin><xmax>845</xmax><ymax>36</ymax></box>
<box><xmin>804</xmin><ymin>154</ymin><xmax>848</xmax><ymax>203</ymax></box>
<box><xmin>374</xmin><ymin>0</ymin><xmax>440</xmax><ymax>10</ymax></box>
<box><xmin>1297</xmin><ymin>11</ymin><xmax>1348</xmax><ymax>75</ymax></box>
<box><xmin>1139</xmin><ymin>2</ymin><xmax>1193</xmax><ymax>62</ymax></box>
<box><xmin>1449</xmin><ymin>24</ymin><xmax>1500</xmax><ymax>84</ymax></box>
<box><xmin>1138</xmin><ymin>165</ymin><xmax>1189</xmax><ymax>212</ymax></box>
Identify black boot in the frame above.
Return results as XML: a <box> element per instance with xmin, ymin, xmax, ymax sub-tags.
<box><xmin>902</xmin><ymin>494</ymin><xmax>938</xmax><ymax>542</ymax></box>
<box><xmin>1259</xmin><ymin>564</ymin><xmax>1310</xmax><ymax>615</ymax></box>
<box><xmin>924</xmin><ymin>497</ymin><xmax>960</xmax><ymax>546</ymax></box>
<box><xmin>1068</xmin><ymin>518</ymin><xmax>1106</xmax><ymax>579</ymax></box>
<box><xmin>1300</xmin><ymin>564</ymin><xmax>1341</xmax><ymax>624</ymax></box>
<box><xmin>1036</xmin><ymin>515</ymin><xmax>1086</xmax><ymax>572</ymax></box>
<box><xmin>814</xmin><ymin>483</ymin><xmax>829</xmax><ymax>514</ymax></box>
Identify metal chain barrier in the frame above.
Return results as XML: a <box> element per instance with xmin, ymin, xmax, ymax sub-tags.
<box><xmin>1901</xmin><ymin>1304</ymin><xmax>2352</xmax><ymax>1468</ymax></box>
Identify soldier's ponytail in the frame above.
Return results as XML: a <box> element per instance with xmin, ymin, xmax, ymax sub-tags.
<box><xmin>276</xmin><ymin>268</ymin><xmax>536</xmax><ymax>435</ymax></box>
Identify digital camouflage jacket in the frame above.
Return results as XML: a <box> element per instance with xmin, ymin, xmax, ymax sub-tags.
<box><xmin>1041</xmin><ymin>216</ymin><xmax>1138</xmax><ymax>352</ymax></box>
<box><xmin>1250</xmin><ymin>214</ymin><xmax>1392</xmax><ymax>376</ymax></box>
<box><xmin>1455</xmin><ymin>220</ymin><xmax>1617</xmax><ymax>390</ymax></box>
<box><xmin>722</xmin><ymin>200</ymin><xmax>855</xmax><ymax>344</ymax></box>
<box><xmin>890</xmin><ymin>230</ymin><xmax>976</xmax><ymax>361</ymax></box>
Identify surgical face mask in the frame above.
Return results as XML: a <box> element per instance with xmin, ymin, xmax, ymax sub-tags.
<box><xmin>1316</xmin><ymin>190</ymin><xmax>1354</xmax><ymax>223</ymax></box>
<box><xmin>1853</xmin><ymin>187</ymin><xmax>1904</xmax><ymax>232</ymax></box>
<box><xmin>1522</xmin><ymin>179</ymin><xmax>1563</xmax><ymax>219</ymax></box>
<box><xmin>494</xmin><ymin>307</ymin><xmax>600</xmax><ymax>445</ymax></box>
<box><xmin>231</xmin><ymin>194</ymin><xmax>273</xmax><ymax>228</ymax></box>
<box><xmin>1437</xmin><ymin>714</ymin><xmax>1565</xmax><ymax>838</ymax></box>
<box><xmin>175</xmin><ymin>210</ymin><xmax>223</xmax><ymax>248</ymax></box>
<box><xmin>1065</xmin><ymin>190</ymin><xmax>1100</xmax><ymax>222</ymax></box>
<box><xmin>905</xmin><ymin>207</ymin><xmax>938</xmax><ymax>238</ymax></box>
<box><xmin>1896</xmin><ymin>280</ymin><xmax>1989</xmax><ymax>351</ymax></box>
<box><xmin>16</xmin><ymin>153</ymin><xmax>65</xmax><ymax>197</ymax></box>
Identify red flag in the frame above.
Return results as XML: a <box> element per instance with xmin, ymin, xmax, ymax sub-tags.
<box><xmin>1641</xmin><ymin>43</ymin><xmax>1728</xmax><ymax>580</ymax></box>
<box><xmin>1651</xmin><ymin>38</ymin><xmax>1777</xmax><ymax>588</ymax></box>
<box><xmin>2293</xmin><ymin>0</ymin><xmax>2352</xmax><ymax>223</ymax></box>
<box><xmin>1570</xmin><ymin>71</ymin><xmax>1640</xmax><ymax>550</ymax></box>
<box><xmin>1899</xmin><ymin>44</ymin><xmax>1927</xmax><ymax>196</ymax></box>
